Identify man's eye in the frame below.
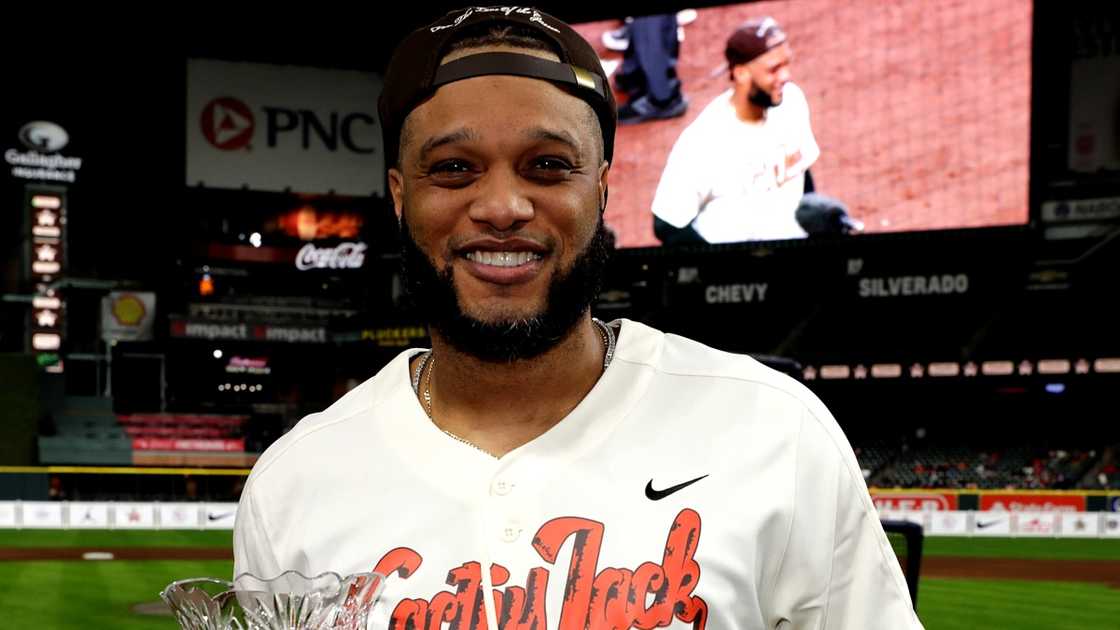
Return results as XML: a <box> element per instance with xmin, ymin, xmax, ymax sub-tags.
<box><xmin>430</xmin><ymin>159</ymin><xmax>473</xmax><ymax>174</ymax></box>
<box><xmin>531</xmin><ymin>157</ymin><xmax>574</xmax><ymax>172</ymax></box>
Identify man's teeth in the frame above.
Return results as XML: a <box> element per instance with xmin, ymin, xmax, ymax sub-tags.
<box><xmin>465</xmin><ymin>251</ymin><xmax>542</xmax><ymax>267</ymax></box>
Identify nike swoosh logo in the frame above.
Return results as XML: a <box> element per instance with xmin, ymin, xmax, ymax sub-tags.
<box><xmin>645</xmin><ymin>475</ymin><xmax>708</xmax><ymax>501</ymax></box>
<box><xmin>207</xmin><ymin>513</ymin><xmax>233</xmax><ymax>522</ymax></box>
<box><xmin>976</xmin><ymin>520</ymin><xmax>1002</xmax><ymax>529</ymax></box>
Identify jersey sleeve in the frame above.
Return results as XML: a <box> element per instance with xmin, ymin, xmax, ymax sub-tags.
<box><xmin>650</xmin><ymin>126</ymin><xmax>709</xmax><ymax>228</ymax></box>
<box><xmin>767</xmin><ymin>403</ymin><xmax>924</xmax><ymax>629</ymax></box>
<box><xmin>233</xmin><ymin>480</ymin><xmax>283</xmax><ymax>580</ymax></box>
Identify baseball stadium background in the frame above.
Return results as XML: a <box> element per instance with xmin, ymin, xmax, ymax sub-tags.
<box><xmin>2</xmin><ymin>1</ymin><xmax>1120</xmax><ymax>629</ymax></box>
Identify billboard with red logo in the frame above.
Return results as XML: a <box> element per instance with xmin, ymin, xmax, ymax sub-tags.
<box><xmin>871</xmin><ymin>491</ymin><xmax>958</xmax><ymax>511</ymax></box>
<box><xmin>200</xmin><ymin>97</ymin><xmax>255</xmax><ymax>151</ymax></box>
<box><xmin>186</xmin><ymin>59</ymin><xmax>383</xmax><ymax>197</ymax></box>
<box><xmin>980</xmin><ymin>493</ymin><xmax>1086</xmax><ymax>512</ymax></box>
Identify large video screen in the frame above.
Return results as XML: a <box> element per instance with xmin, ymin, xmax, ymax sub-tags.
<box><xmin>572</xmin><ymin>0</ymin><xmax>1033</xmax><ymax>248</ymax></box>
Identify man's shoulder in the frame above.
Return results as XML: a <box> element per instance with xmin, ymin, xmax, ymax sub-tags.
<box><xmin>677</xmin><ymin>90</ymin><xmax>735</xmax><ymax>139</ymax></box>
<box><xmin>776</xmin><ymin>82</ymin><xmax>810</xmax><ymax>116</ymax></box>
<box><xmin>618</xmin><ymin>321</ymin><xmax>845</xmax><ymax>473</ymax></box>
<box><xmin>632</xmin><ymin>324</ymin><xmax>861</xmax><ymax>486</ymax></box>
<box><xmin>636</xmin><ymin>317</ymin><xmax>868</xmax><ymax>482</ymax></box>
<box><xmin>619</xmin><ymin>319</ymin><xmax>820</xmax><ymax>412</ymax></box>
<box><xmin>782</xmin><ymin>81</ymin><xmax>807</xmax><ymax>100</ymax></box>
<box><xmin>247</xmin><ymin>349</ymin><xmax>418</xmax><ymax>481</ymax></box>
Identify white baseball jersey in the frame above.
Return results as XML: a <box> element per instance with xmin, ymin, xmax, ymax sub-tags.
<box><xmin>651</xmin><ymin>83</ymin><xmax>820</xmax><ymax>243</ymax></box>
<box><xmin>234</xmin><ymin>319</ymin><xmax>921</xmax><ymax>629</ymax></box>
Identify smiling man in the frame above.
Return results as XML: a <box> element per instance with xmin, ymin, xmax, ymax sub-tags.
<box><xmin>233</xmin><ymin>7</ymin><xmax>922</xmax><ymax>630</ymax></box>
<box><xmin>652</xmin><ymin>17</ymin><xmax>822</xmax><ymax>244</ymax></box>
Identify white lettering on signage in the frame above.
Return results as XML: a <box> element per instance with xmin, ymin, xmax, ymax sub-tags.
<box><xmin>295</xmin><ymin>242</ymin><xmax>367</xmax><ymax>270</ymax></box>
<box><xmin>5</xmin><ymin>149</ymin><xmax>82</xmax><ymax>170</ymax></box>
<box><xmin>6</xmin><ymin>149</ymin><xmax>82</xmax><ymax>183</ymax></box>
<box><xmin>858</xmin><ymin>274</ymin><xmax>969</xmax><ymax>298</ymax></box>
<box><xmin>12</xmin><ymin>167</ymin><xmax>75</xmax><ymax>182</ymax></box>
<box><xmin>704</xmin><ymin>283</ymin><xmax>769</xmax><ymax>304</ymax></box>
<box><xmin>184</xmin><ymin>323</ymin><xmax>248</xmax><ymax>340</ymax></box>
<box><xmin>264</xmin><ymin>327</ymin><xmax>327</xmax><ymax>343</ymax></box>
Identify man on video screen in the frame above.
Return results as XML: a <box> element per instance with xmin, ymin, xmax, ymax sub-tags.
<box><xmin>652</xmin><ymin>17</ymin><xmax>820</xmax><ymax>244</ymax></box>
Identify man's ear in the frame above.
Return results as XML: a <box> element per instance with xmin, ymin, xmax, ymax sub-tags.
<box><xmin>598</xmin><ymin>160</ymin><xmax>610</xmax><ymax>211</ymax></box>
<box><xmin>389</xmin><ymin>168</ymin><xmax>405</xmax><ymax>219</ymax></box>
<box><xmin>731</xmin><ymin>63</ymin><xmax>752</xmax><ymax>86</ymax></box>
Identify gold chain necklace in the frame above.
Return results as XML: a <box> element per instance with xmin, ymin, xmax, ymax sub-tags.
<box><xmin>413</xmin><ymin>319</ymin><xmax>616</xmax><ymax>458</ymax></box>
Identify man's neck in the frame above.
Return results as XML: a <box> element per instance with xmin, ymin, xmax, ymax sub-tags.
<box><xmin>732</xmin><ymin>86</ymin><xmax>766</xmax><ymax>123</ymax></box>
<box><xmin>416</xmin><ymin>315</ymin><xmax>608</xmax><ymax>457</ymax></box>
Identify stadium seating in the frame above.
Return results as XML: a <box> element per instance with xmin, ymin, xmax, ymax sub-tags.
<box><xmin>854</xmin><ymin>436</ymin><xmax>1111</xmax><ymax>490</ymax></box>
<box><xmin>116</xmin><ymin>413</ymin><xmax>247</xmax><ymax>440</ymax></box>
<box><xmin>37</xmin><ymin>396</ymin><xmax>131</xmax><ymax>465</ymax></box>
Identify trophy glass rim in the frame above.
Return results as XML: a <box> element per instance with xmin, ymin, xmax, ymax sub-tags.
<box><xmin>161</xmin><ymin>576</ymin><xmax>236</xmax><ymax>600</ymax></box>
<box><xmin>162</xmin><ymin>570</ymin><xmax>385</xmax><ymax>601</ymax></box>
<box><xmin>232</xmin><ymin>569</ymin><xmax>384</xmax><ymax>589</ymax></box>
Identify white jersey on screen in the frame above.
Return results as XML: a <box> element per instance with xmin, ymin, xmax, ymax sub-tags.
<box><xmin>652</xmin><ymin>82</ymin><xmax>820</xmax><ymax>243</ymax></box>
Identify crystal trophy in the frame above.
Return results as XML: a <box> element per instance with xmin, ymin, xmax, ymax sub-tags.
<box><xmin>161</xmin><ymin>570</ymin><xmax>384</xmax><ymax>630</ymax></box>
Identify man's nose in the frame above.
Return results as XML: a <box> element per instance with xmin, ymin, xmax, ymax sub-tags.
<box><xmin>468</xmin><ymin>166</ymin><xmax>534</xmax><ymax>231</ymax></box>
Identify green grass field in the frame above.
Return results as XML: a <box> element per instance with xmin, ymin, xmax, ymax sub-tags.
<box><xmin>912</xmin><ymin>535</ymin><xmax>1120</xmax><ymax>560</ymax></box>
<box><xmin>0</xmin><ymin>530</ymin><xmax>1117</xmax><ymax>629</ymax></box>
<box><xmin>919</xmin><ymin>579</ymin><xmax>1120</xmax><ymax>629</ymax></box>
<box><xmin>0</xmin><ymin>559</ymin><xmax>233</xmax><ymax>629</ymax></box>
<box><xmin>890</xmin><ymin>536</ymin><xmax>1120</xmax><ymax>629</ymax></box>
<box><xmin>0</xmin><ymin>529</ymin><xmax>231</xmax><ymax>548</ymax></box>
<box><xmin>0</xmin><ymin>530</ymin><xmax>233</xmax><ymax>629</ymax></box>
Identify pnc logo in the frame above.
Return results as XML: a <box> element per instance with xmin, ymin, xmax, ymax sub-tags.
<box><xmin>201</xmin><ymin>97</ymin><xmax>255</xmax><ymax>150</ymax></box>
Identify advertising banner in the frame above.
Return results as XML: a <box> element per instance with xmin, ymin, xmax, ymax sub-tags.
<box><xmin>980</xmin><ymin>493</ymin><xmax>1086</xmax><ymax>512</ymax></box>
<box><xmin>1012</xmin><ymin>512</ymin><xmax>1061</xmax><ymax>537</ymax></box>
<box><xmin>1103</xmin><ymin>513</ymin><xmax>1120</xmax><ymax>538</ymax></box>
<box><xmin>927</xmin><ymin>510</ymin><xmax>969</xmax><ymax>535</ymax></box>
<box><xmin>1059</xmin><ymin>512</ymin><xmax>1100</xmax><ymax>538</ymax></box>
<box><xmin>203</xmin><ymin>502</ymin><xmax>238</xmax><ymax>530</ymax></box>
<box><xmin>159</xmin><ymin>503</ymin><xmax>202</xmax><ymax>529</ymax></box>
<box><xmin>872</xmin><ymin>491</ymin><xmax>958</xmax><ymax>511</ymax></box>
<box><xmin>113</xmin><ymin>503</ymin><xmax>156</xmax><ymax>529</ymax></box>
<box><xmin>972</xmin><ymin>513</ymin><xmax>1012</xmax><ymax>536</ymax></box>
<box><xmin>69</xmin><ymin>503</ymin><xmax>110</xmax><ymax>529</ymax></box>
<box><xmin>0</xmin><ymin>501</ymin><xmax>17</xmax><ymax>527</ymax></box>
<box><xmin>21</xmin><ymin>502</ymin><xmax>64</xmax><ymax>528</ymax></box>
<box><xmin>186</xmin><ymin>59</ymin><xmax>383</xmax><ymax>196</ymax></box>
<box><xmin>101</xmin><ymin>292</ymin><xmax>156</xmax><ymax>342</ymax></box>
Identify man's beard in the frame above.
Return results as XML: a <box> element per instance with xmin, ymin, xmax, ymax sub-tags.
<box><xmin>399</xmin><ymin>214</ymin><xmax>611</xmax><ymax>363</ymax></box>
<box><xmin>748</xmin><ymin>83</ymin><xmax>781</xmax><ymax>109</ymax></box>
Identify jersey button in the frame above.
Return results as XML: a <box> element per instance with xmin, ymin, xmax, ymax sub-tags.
<box><xmin>492</xmin><ymin>479</ymin><xmax>513</xmax><ymax>496</ymax></box>
<box><xmin>500</xmin><ymin>519</ymin><xmax>522</xmax><ymax>543</ymax></box>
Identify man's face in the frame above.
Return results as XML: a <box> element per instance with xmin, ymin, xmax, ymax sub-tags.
<box><xmin>736</xmin><ymin>42</ymin><xmax>793</xmax><ymax>108</ymax></box>
<box><xmin>388</xmin><ymin>49</ymin><xmax>610</xmax><ymax>361</ymax></box>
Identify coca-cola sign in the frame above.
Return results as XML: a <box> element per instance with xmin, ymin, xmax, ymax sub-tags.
<box><xmin>295</xmin><ymin>241</ymin><xmax>367</xmax><ymax>271</ymax></box>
